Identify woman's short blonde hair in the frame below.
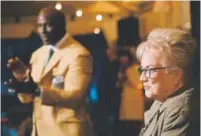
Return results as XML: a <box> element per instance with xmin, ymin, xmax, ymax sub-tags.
<box><xmin>136</xmin><ymin>28</ymin><xmax>196</xmax><ymax>83</ymax></box>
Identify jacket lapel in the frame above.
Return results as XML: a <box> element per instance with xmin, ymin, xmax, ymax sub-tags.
<box><xmin>31</xmin><ymin>46</ymin><xmax>49</xmax><ymax>82</ymax></box>
<box><xmin>41</xmin><ymin>34</ymin><xmax>75</xmax><ymax>78</ymax></box>
<box><xmin>143</xmin><ymin>101</ymin><xmax>162</xmax><ymax>136</ymax></box>
<box><xmin>42</xmin><ymin>52</ymin><xmax>62</xmax><ymax>78</ymax></box>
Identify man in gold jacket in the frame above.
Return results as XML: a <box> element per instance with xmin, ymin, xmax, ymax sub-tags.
<box><xmin>7</xmin><ymin>7</ymin><xmax>93</xmax><ymax>136</ymax></box>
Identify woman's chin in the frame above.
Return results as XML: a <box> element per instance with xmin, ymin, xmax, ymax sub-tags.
<box><xmin>145</xmin><ymin>89</ymin><xmax>153</xmax><ymax>98</ymax></box>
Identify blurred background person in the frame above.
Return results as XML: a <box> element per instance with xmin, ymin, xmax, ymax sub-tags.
<box><xmin>114</xmin><ymin>49</ymin><xmax>144</xmax><ymax>136</ymax></box>
<box><xmin>137</xmin><ymin>28</ymin><xmax>196</xmax><ymax>136</ymax></box>
<box><xmin>94</xmin><ymin>45</ymin><xmax>120</xmax><ymax>136</ymax></box>
<box><xmin>7</xmin><ymin>7</ymin><xmax>93</xmax><ymax>136</ymax></box>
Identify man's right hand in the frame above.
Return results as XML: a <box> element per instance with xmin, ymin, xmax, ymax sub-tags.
<box><xmin>7</xmin><ymin>57</ymin><xmax>29</xmax><ymax>82</ymax></box>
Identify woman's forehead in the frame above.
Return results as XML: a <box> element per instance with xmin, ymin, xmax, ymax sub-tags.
<box><xmin>141</xmin><ymin>49</ymin><xmax>168</xmax><ymax>67</ymax></box>
<box><xmin>144</xmin><ymin>48</ymin><xmax>161</xmax><ymax>57</ymax></box>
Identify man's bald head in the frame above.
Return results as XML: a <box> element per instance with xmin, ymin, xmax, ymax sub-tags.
<box><xmin>37</xmin><ymin>7</ymin><xmax>66</xmax><ymax>45</ymax></box>
<box><xmin>39</xmin><ymin>7</ymin><xmax>66</xmax><ymax>28</ymax></box>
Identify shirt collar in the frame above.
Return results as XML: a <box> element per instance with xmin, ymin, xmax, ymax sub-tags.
<box><xmin>159</xmin><ymin>88</ymin><xmax>193</xmax><ymax>112</ymax></box>
<box><xmin>47</xmin><ymin>45</ymin><xmax>57</xmax><ymax>52</ymax></box>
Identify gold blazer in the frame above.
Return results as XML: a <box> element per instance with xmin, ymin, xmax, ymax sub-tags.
<box><xmin>18</xmin><ymin>35</ymin><xmax>93</xmax><ymax>136</ymax></box>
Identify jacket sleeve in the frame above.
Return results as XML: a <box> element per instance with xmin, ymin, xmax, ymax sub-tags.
<box><xmin>161</xmin><ymin>106</ymin><xmax>189</xmax><ymax>136</ymax></box>
<box><xmin>41</xmin><ymin>54</ymin><xmax>93</xmax><ymax>108</ymax></box>
<box><xmin>16</xmin><ymin>52</ymin><xmax>37</xmax><ymax>104</ymax></box>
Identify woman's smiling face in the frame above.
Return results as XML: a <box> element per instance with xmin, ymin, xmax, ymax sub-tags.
<box><xmin>140</xmin><ymin>49</ymin><xmax>181</xmax><ymax>102</ymax></box>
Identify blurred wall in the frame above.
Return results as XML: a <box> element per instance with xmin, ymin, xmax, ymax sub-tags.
<box><xmin>139</xmin><ymin>1</ymin><xmax>191</xmax><ymax>37</ymax></box>
<box><xmin>1</xmin><ymin>1</ymin><xmax>191</xmax><ymax>46</ymax></box>
<box><xmin>1</xmin><ymin>14</ymin><xmax>119</xmax><ymax>47</ymax></box>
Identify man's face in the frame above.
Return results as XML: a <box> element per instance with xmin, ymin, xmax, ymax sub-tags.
<box><xmin>37</xmin><ymin>13</ymin><xmax>61</xmax><ymax>45</ymax></box>
<box><xmin>140</xmin><ymin>49</ymin><xmax>180</xmax><ymax>102</ymax></box>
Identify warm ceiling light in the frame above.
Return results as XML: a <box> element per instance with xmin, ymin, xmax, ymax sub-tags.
<box><xmin>93</xmin><ymin>28</ymin><xmax>101</xmax><ymax>34</ymax></box>
<box><xmin>55</xmin><ymin>2</ymin><xmax>62</xmax><ymax>10</ymax></box>
<box><xmin>76</xmin><ymin>9</ymin><xmax>83</xmax><ymax>17</ymax></box>
<box><xmin>96</xmin><ymin>14</ymin><xmax>103</xmax><ymax>21</ymax></box>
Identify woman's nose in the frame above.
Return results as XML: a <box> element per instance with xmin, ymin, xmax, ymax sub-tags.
<box><xmin>140</xmin><ymin>72</ymin><xmax>147</xmax><ymax>82</ymax></box>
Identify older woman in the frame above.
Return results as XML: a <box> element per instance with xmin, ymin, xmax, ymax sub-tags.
<box><xmin>136</xmin><ymin>28</ymin><xmax>196</xmax><ymax>136</ymax></box>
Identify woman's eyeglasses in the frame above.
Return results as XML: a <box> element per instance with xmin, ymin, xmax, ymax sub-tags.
<box><xmin>138</xmin><ymin>66</ymin><xmax>180</xmax><ymax>78</ymax></box>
